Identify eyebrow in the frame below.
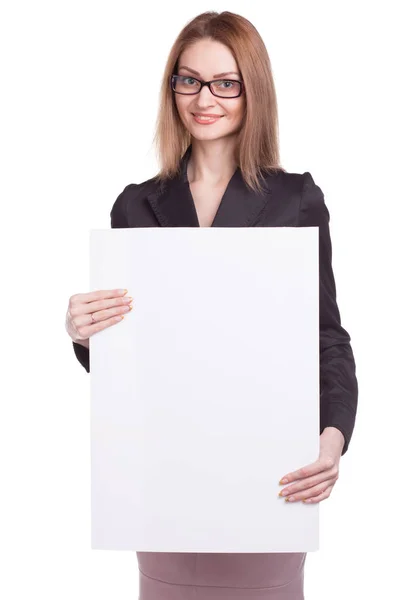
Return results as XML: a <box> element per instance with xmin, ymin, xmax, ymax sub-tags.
<box><xmin>179</xmin><ymin>65</ymin><xmax>240</xmax><ymax>78</ymax></box>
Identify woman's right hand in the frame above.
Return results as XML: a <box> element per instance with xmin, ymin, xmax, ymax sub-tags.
<box><xmin>65</xmin><ymin>288</ymin><xmax>133</xmax><ymax>348</ymax></box>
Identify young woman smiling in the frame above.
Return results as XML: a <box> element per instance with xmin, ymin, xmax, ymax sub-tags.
<box><xmin>66</xmin><ymin>10</ymin><xmax>358</xmax><ymax>600</ymax></box>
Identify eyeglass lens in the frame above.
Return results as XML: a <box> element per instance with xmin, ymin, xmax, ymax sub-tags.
<box><xmin>173</xmin><ymin>75</ymin><xmax>241</xmax><ymax>97</ymax></box>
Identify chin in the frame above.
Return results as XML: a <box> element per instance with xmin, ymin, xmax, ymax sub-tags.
<box><xmin>192</xmin><ymin>134</ymin><xmax>226</xmax><ymax>143</ymax></box>
<box><xmin>187</xmin><ymin>126</ymin><xmax>235</xmax><ymax>142</ymax></box>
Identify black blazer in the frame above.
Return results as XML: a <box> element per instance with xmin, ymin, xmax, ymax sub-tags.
<box><xmin>73</xmin><ymin>145</ymin><xmax>358</xmax><ymax>456</ymax></box>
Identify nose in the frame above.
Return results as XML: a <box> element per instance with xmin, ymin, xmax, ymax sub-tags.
<box><xmin>194</xmin><ymin>84</ymin><xmax>217</xmax><ymax>109</ymax></box>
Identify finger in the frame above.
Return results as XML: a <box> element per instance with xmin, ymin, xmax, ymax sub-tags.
<box><xmin>279</xmin><ymin>467</ymin><xmax>339</xmax><ymax>496</ymax></box>
<box><xmin>283</xmin><ymin>480</ymin><xmax>336</xmax><ymax>503</ymax></box>
<box><xmin>280</xmin><ymin>456</ymin><xmax>335</xmax><ymax>484</ymax></box>
<box><xmin>302</xmin><ymin>485</ymin><xmax>334</xmax><ymax>504</ymax></box>
<box><xmin>77</xmin><ymin>313</ymin><xmax>126</xmax><ymax>339</ymax></box>
<box><xmin>90</xmin><ymin>303</ymin><xmax>133</xmax><ymax>324</ymax></box>
<box><xmin>86</xmin><ymin>294</ymin><xmax>133</xmax><ymax>315</ymax></box>
<box><xmin>69</xmin><ymin>293</ymin><xmax>133</xmax><ymax>319</ymax></box>
<box><xmin>70</xmin><ymin>288</ymin><xmax>128</xmax><ymax>306</ymax></box>
<box><xmin>76</xmin><ymin>303</ymin><xmax>132</xmax><ymax>332</ymax></box>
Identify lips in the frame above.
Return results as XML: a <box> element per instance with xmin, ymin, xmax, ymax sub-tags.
<box><xmin>192</xmin><ymin>113</ymin><xmax>224</xmax><ymax>124</ymax></box>
<box><xmin>193</xmin><ymin>113</ymin><xmax>223</xmax><ymax>119</ymax></box>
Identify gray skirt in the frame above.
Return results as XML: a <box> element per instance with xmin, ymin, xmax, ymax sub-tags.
<box><xmin>137</xmin><ymin>551</ymin><xmax>307</xmax><ymax>599</ymax></box>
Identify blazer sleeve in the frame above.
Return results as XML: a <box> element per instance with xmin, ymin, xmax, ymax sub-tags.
<box><xmin>298</xmin><ymin>172</ymin><xmax>358</xmax><ymax>455</ymax></box>
<box><xmin>72</xmin><ymin>185</ymin><xmax>132</xmax><ymax>373</ymax></box>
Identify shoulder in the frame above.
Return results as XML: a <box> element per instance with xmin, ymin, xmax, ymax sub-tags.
<box><xmin>298</xmin><ymin>171</ymin><xmax>329</xmax><ymax>227</ymax></box>
<box><xmin>109</xmin><ymin>175</ymin><xmax>160</xmax><ymax>227</ymax></box>
<box><xmin>268</xmin><ymin>169</ymin><xmax>318</xmax><ymax>196</ymax></box>
<box><xmin>270</xmin><ymin>170</ymin><xmax>328</xmax><ymax>227</ymax></box>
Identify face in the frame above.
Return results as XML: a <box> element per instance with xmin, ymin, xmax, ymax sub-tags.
<box><xmin>174</xmin><ymin>39</ymin><xmax>245</xmax><ymax>142</ymax></box>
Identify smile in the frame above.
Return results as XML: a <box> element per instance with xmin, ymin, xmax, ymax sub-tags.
<box><xmin>192</xmin><ymin>114</ymin><xmax>224</xmax><ymax>124</ymax></box>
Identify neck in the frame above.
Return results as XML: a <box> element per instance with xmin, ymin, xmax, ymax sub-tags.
<box><xmin>187</xmin><ymin>138</ymin><xmax>238</xmax><ymax>186</ymax></box>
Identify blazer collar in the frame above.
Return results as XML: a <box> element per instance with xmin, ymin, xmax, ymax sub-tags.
<box><xmin>146</xmin><ymin>145</ymin><xmax>271</xmax><ymax>227</ymax></box>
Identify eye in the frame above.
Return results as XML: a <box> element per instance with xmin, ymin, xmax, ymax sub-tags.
<box><xmin>217</xmin><ymin>80</ymin><xmax>234</xmax><ymax>89</ymax></box>
<box><xmin>181</xmin><ymin>77</ymin><xmax>197</xmax><ymax>85</ymax></box>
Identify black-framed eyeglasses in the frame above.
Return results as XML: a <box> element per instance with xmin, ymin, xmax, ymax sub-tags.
<box><xmin>171</xmin><ymin>74</ymin><xmax>244</xmax><ymax>99</ymax></box>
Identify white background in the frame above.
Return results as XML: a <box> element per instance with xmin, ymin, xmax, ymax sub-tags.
<box><xmin>1</xmin><ymin>0</ymin><xmax>399</xmax><ymax>598</ymax></box>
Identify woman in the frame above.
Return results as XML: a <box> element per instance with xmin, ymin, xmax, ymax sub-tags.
<box><xmin>65</xmin><ymin>10</ymin><xmax>358</xmax><ymax>600</ymax></box>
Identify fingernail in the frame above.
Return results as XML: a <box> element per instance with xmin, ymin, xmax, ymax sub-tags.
<box><xmin>279</xmin><ymin>478</ymin><xmax>289</xmax><ymax>485</ymax></box>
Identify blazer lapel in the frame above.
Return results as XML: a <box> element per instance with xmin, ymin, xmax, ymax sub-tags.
<box><xmin>146</xmin><ymin>145</ymin><xmax>271</xmax><ymax>228</ymax></box>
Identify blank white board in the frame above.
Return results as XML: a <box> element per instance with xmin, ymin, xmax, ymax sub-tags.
<box><xmin>89</xmin><ymin>227</ymin><xmax>320</xmax><ymax>552</ymax></box>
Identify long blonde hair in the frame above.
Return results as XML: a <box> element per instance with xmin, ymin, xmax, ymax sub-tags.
<box><xmin>153</xmin><ymin>11</ymin><xmax>285</xmax><ymax>192</ymax></box>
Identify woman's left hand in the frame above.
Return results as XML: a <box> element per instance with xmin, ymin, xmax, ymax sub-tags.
<box><xmin>278</xmin><ymin>427</ymin><xmax>345</xmax><ymax>504</ymax></box>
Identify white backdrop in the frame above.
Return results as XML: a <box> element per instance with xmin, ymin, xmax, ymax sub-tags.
<box><xmin>1</xmin><ymin>0</ymin><xmax>399</xmax><ymax>598</ymax></box>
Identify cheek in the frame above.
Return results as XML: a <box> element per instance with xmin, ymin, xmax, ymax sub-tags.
<box><xmin>226</xmin><ymin>101</ymin><xmax>245</xmax><ymax>124</ymax></box>
<box><xmin>175</xmin><ymin>97</ymin><xmax>191</xmax><ymax>120</ymax></box>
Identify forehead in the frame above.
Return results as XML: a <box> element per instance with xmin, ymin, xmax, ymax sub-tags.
<box><xmin>178</xmin><ymin>39</ymin><xmax>239</xmax><ymax>77</ymax></box>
